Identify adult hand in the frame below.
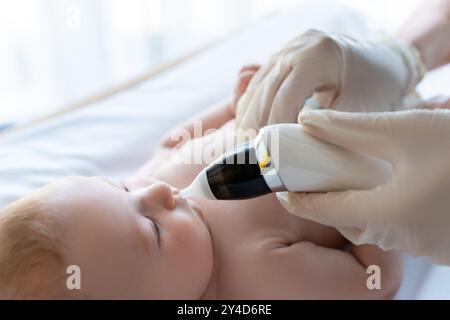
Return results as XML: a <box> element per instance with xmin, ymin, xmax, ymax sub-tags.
<box><xmin>235</xmin><ymin>29</ymin><xmax>424</xmax><ymax>131</ymax></box>
<box><xmin>278</xmin><ymin>108</ymin><xmax>450</xmax><ymax>265</ymax></box>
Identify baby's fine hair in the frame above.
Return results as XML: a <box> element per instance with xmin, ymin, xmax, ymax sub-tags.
<box><xmin>0</xmin><ymin>184</ymin><xmax>68</xmax><ymax>299</ymax></box>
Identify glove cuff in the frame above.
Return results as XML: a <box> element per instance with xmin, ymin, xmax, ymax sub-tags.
<box><xmin>374</xmin><ymin>34</ymin><xmax>426</xmax><ymax>96</ymax></box>
<box><xmin>392</xmin><ymin>39</ymin><xmax>426</xmax><ymax>94</ymax></box>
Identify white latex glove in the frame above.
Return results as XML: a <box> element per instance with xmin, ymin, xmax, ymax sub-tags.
<box><xmin>235</xmin><ymin>29</ymin><xmax>425</xmax><ymax>131</ymax></box>
<box><xmin>277</xmin><ymin>108</ymin><xmax>450</xmax><ymax>265</ymax></box>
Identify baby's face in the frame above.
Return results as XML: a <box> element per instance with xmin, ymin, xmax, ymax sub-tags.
<box><xmin>49</xmin><ymin>176</ymin><xmax>213</xmax><ymax>299</ymax></box>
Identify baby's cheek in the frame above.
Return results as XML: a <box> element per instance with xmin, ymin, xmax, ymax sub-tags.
<box><xmin>169</xmin><ymin>212</ymin><xmax>209</xmax><ymax>252</ymax></box>
<box><xmin>235</xmin><ymin>74</ymin><xmax>253</xmax><ymax>98</ymax></box>
<box><xmin>171</xmin><ymin>214</ymin><xmax>211</xmax><ymax>264</ymax></box>
<box><xmin>163</xmin><ymin>213</ymin><xmax>213</xmax><ymax>294</ymax></box>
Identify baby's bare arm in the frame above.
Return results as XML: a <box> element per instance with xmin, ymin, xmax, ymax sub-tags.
<box><xmin>133</xmin><ymin>65</ymin><xmax>261</xmax><ymax>180</ymax></box>
<box><xmin>130</xmin><ymin>99</ymin><xmax>234</xmax><ymax>182</ymax></box>
<box><xmin>160</xmin><ymin>98</ymin><xmax>235</xmax><ymax>149</ymax></box>
<box><xmin>160</xmin><ymin>64</ymin><xmax>261</xmax><ymax>149</ymax></box>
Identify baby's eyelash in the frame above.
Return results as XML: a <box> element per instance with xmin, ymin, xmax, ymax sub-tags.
<box><xmin>146</xmin><ymin>216</ymin><xmax>161</xmax><ymax>245</ymax></box>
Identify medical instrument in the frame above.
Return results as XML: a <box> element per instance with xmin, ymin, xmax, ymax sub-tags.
<box><xmin>180</xmin><ymin>123</ymin><xmax>391</xmax><ymax>200</ymax></box>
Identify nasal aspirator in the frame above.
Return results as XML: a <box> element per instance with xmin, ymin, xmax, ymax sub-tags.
<box><xmin>180</xmin><ymin>123</ymin><xmax>391</xmax><ymax>200</ymax></box>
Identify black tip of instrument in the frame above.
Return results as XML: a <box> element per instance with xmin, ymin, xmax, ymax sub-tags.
<box><xmin>206</xmin><ymin>142</ymin><xmax>271</xmax><ymax>200</ymax></box>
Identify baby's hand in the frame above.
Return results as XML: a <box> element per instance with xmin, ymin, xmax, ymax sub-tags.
<box><xmin>231</xmin><ymin>64</ymin><xmax>261</xmax><ymax>115</ymax></box>
<box><xmin>419</xmin><ymin>96</ymin><xmax>450</xmax><ymax>109</ymax></box>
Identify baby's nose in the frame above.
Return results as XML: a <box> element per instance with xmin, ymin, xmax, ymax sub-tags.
<box><xmin>139</xmin><ymin>182</ymin><xmax>177</xmax><ymax>210</ymax></box>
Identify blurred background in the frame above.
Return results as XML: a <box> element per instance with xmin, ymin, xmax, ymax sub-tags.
<box><xmin>0</xmin><ymin>0</ymin><xmax>422</xmax><ymax>128</ymax></box>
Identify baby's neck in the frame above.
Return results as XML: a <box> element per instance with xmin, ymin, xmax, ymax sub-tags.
<box><xmin>198</xmin><ymin>211</ymin><xmax>219</xmax><ymax>300</ymax></box>
<box><xmin>199</xmin><ymin>264</ymin><xmax>219</xmax><ymax>299</ymax></box>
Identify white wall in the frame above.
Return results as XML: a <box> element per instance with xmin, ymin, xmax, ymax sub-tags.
<box><xmin>0</xmin><ymin>0</ymin><xmax>422</xmax><ymax>125</ymax></box>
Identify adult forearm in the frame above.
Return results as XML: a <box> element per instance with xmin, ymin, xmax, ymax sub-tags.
<box><xmin>396</xmin><ymin>0</ymin><xmax>450</xmax><ymax>71</ymax></box>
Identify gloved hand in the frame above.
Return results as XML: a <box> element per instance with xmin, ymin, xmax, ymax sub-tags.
<box><xmin>235</xmin><ymin>29</ymin><xmax>425</xmax><ymax>131</ymax></box>
<box><xmin>277</xmin><ymin>108</ymin><xmax>450</xmax><ymax>265</ymax></box>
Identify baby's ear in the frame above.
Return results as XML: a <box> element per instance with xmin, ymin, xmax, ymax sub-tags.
<box><xmin>238</xmin><ymin>64</ymin><xmax>261</xmax><ymax>75</ymax></box>
<box><xmin>235</xmin><ymin>72</ymin><xmax>254</xmax><ymax>96</ymax></box>
<box><xmin>232</xmin><ymin>65</ymin><xmax>262</xmax><ymax>113</ymax></box>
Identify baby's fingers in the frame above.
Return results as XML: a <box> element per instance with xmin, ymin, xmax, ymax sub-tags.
<box><xmin>419</xmin><ymin>96</ymin><xmax>450</xmax><ymax>110</ymax></box>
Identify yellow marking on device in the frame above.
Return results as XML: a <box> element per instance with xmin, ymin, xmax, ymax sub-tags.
<box><xmin>258</xmin><ymin>147</ymin><xmax>271</xmax><ymax>170</ymax></box>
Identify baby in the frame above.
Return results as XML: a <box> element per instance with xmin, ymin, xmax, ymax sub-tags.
<box><xmin>0</xmin><ymin>65</ymin><xmax>404</xmax><ymax>300</ymax></box>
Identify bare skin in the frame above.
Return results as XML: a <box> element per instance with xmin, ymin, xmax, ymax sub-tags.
<box><xmin>8</xmin><ymin>1</ymin><xmax>450</xmax><ymax>299</ymax></box>
<box><xmin>122</xmin><ymin>66</ymin><xmax>405</xmax><ymax>299</ymax></box>
<box><xmin>85</xmin><ymin>1</ymin><xmax>450</xmax><ymax>298</ymax></box>
<box><xmin>40</xmin><ymin>67</ymin><xmax>408</xmax><ymax>300</ymax></box>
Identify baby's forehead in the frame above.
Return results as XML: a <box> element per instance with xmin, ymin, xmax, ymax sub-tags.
<box><xmin>48</xmin><ymin>176</ymin><xmax>116</xmax><ymax>197</ymax></box>
<box><xmin>58</xmin><ymin>176</ymin><xmax>110</xmax><ymax>187</ymax></box>
<box><xmin>45</xmin><ymin>177</ymin><xmax>122</xmax><ymax>217</ymax></box>
<box><xmin>52</xmin><ymin>186</ymin><xmax>135</xmax><ymax>239</ymax></box>
<box><xmin>37</xmin><ymin>176</ymin><xmax>97</xmax><ymax>198</ymax></box>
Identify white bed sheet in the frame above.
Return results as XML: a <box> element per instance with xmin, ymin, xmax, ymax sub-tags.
<box><xmin>1</xmin><ymin>1</ymin><xmax>449</xmax><ymax>299</ymax></box>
